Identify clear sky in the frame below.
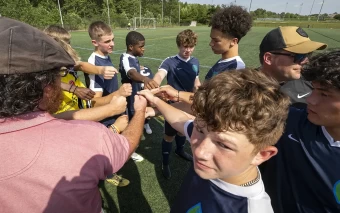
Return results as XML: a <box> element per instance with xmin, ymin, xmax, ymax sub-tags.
<box><xmin>182</xmin><ymin>0</ymin><xmax>339</xmax><ymax>15</ymax></box>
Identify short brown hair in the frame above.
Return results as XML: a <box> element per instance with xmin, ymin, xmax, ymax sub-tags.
<box><xmin>176</xmin><ymin>29</ymin><xmax>198</xmax><ymax>47</ymax></box>
<box><xmin>88</xmin><ymin>21</ymin><xmax>112</xmax><ymax>41</ymax></box>
<box><xmin>192</xmin><ymin>69</ymin><xmax>290</xmax><ymax>152</ymax></box>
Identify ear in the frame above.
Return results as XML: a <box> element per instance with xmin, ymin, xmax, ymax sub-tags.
<box><xmin>128</xmin><ymin>44</ymin><xmax>133</xmax><ymax>51</ymax></box>
<box><xmin>231</xmin><ymin>37</ymin><xmax>239</xmax><ymax>46</ymax></box>
<box><xmin>91</xmin><ymin>39</ymin><xmax>98</xmax><ymax>47</ymax></box>
<box><xmin>263</xmin><ymin>52</ymin><xmax>273</xmax><ymax>65</ymax></box>
<box><xmin>251</xmin><ymin>146</ymin><xmax>278</xmax><ymax>166</ymax></box>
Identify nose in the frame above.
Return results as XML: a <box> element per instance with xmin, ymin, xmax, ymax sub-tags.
<box><xmin>209</xmin><ymin>40</ymin><xmax>214</xmax><ymax>47</ymax></box>
<box><xmin>194</xmin><ymin>137</ymin><xmax>213</xmax><ymax>161</ymax></box>
<box><xmin>306</xmin><ymin>90</ymin><xmax>317</xmax><ymax>106</ymax></box>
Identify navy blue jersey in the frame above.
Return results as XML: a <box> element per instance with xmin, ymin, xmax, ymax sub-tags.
<box><xmin>170</xmin><ymin>121</ymin><xmax>274</xmax><ymax>213</ymax></box>
<box><xmin>88</xmin><ymin>52</ymin><xmax>119</xmax><ymax>126</ymax></box>
<box><xmin>205</xmin><ymin>56</ymin><xmax>245</xmax><ymax>81</ymax></box>
<box><xmin>159</xmin><ymin>55</ymin><xmax>199</xmax><ymax>92</ymax></box>
<box><xmin>119</xmin><ymin>53</ymin><xmax>142</xmax><ymax>94</ymax></box>
<box><xmin>261</xmin><ymin>108</ymin><xmax>340</xmax><ymax>213</ymax></box>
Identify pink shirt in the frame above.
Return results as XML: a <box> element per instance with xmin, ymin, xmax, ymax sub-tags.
<box><xmin>0</xmin><ymin>112</ymin><xmax>130</xmax><ymax>213</ymax></box>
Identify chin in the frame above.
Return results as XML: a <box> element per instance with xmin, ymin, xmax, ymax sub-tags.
<box><xmin>193</xmin><ymin>167</ymin><xmax>216</xmax><ymax>180</ymax></box>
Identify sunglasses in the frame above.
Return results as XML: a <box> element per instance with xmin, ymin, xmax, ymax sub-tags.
<box><xmin>270</xmin><ymin>52</ymin><xmax>311</xmax><ymax>64</ymax></box>
<box><xmin>59</xmin><ymin>67</ymin><xmax>74</xmax><ymax>77</ymax></box>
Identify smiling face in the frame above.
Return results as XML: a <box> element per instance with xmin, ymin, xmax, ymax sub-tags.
<box><xmin>190</xmin><ymin>119</ymin><xmax>260</xmax><ymax>181</ymax></box>
<box><xmin>306</xmin><ymin>82</ymin><xmax>340</xmax><ymax>127</ymax></box>
<box><xmin>92</xmin><ymin>33</ymin><xmax>114</xmax><ymax>55</ymax></box>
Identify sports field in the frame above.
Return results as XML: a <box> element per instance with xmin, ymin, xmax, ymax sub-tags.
<box><xmin>71</xmin><ymin>26</ymin><xmax>340</xmax><ymax>213</ymax></box>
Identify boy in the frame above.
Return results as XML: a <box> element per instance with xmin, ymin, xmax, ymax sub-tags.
<box><xmin>153</xmin><ymin>29</ymin><xmax>201</xmax><ymax>179</ymax></box>
<box><xmin>139</xmin><ymin>69</ymin><xmax>290</xmax><ymax>212</ymax></box>
<box><xmin>205</xmin><ymin>5</ymin><xmax>252</xmax><ymax>80</ymax></box>
<box><xmin>261</xmin><ymin>50</ymin><xmax>340</xmax><ymax>212</ymax></box>
<box><xmin>87</xmin><ymin>21</ymin><xmax>131</xmax><ymax>186</ymax></box>
<box><xmin>119</xmin><ymin>31</ymin><xmax>156</xmax><ymax>161</ymax></box>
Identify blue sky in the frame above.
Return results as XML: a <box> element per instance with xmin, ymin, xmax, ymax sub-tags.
<box><xmin>182</xmin><ymin>0</ymin><xmax>339</xmax><ymax>15</ymax></box>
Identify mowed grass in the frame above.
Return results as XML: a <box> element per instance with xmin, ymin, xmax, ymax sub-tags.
<box><xmin>70</xmin><ymin>26</ymin><xmax>340</xmax><ymax>213</ymax></box>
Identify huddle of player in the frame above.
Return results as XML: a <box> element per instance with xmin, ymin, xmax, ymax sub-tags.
<box><xmin>38</xmin><ymin>5</ymin><xmax>339</xmax><ymax>213</ymax></box>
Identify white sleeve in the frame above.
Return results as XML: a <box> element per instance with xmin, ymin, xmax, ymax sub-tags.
<box><xmin>184</xmin><ymin>120</ymin><xmax>194</xmax><ymax>142</ymax></box>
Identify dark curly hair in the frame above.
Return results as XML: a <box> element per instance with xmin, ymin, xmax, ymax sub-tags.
<box><xmin>126</xmin><ymin>31</ymin><xmax>145</xmax><ymax>47</ymax></box>
<box><xmin>303</xmin><ymin>50</ymin><xmax>340</xmax><ymax>89</ymax></box>
<box><xmin>176</xmin><ymin>29</ymin><xmax>198</xmax><ymax>47</ymax></box>
<box><xmin>191</xmin><ymin>69</ymin><xmax>290</xmax><ymax>153</ymax></box>
<box><xmin>209</xmin><ymin>5</ymin><xmax>252</xmax><ymax>42</ymax></box>
<box><xmin>0</xmin><ymin>70</ymin><xmax>60</xmax><ymax>118</ymax></box>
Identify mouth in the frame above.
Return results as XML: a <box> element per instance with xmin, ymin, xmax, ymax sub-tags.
<box><xmin>307</xmin><ymin>107</ymin><xmax>317</xmax><ymax>115</ymax></box>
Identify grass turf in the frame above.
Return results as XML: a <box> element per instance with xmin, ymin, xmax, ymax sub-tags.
<box><xmin>70</xmin><ymin>26</ymin><xmax>340</xmax><ymax>213</ymax></box>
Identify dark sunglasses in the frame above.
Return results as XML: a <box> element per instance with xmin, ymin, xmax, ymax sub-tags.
<box><xmin>270</xmin><ymin>52</ymin><xmax>311</xmax><ymax>64</ymax></box>
<box><xmin>59</xmin><ymin>67</ymin><xmax>74</xmax><ymax>77</ymax></box>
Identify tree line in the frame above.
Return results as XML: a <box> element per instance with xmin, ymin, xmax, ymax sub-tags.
<box><xmin>0</xmin><ymin>0</ymin><xmax>338</xmax><ymax>30</ymax></box>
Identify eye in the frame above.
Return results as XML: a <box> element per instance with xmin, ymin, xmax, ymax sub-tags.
<box><xmin>195</xmin><ymin>126</ymin><xmax>204</xmax><ymax>134</ymax></box>
<box><xmin>321</xmin><ymin>93</ymin><xmax>329</xmax><ymax>97</ymax></box>
<box><xmin>217</xmin><ymin>142</ymin><xmax>231</xmax><ymax>150</ymax></box>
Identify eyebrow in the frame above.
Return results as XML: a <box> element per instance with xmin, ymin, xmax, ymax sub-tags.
<box><xmin>215</xmin><ymin>133</ymin><xmax>238</xmax><ymax>149</ymax></box>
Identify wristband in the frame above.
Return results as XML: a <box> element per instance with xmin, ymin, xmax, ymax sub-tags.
<box><xmin>177</xmin><ymin>90</ymin><xmax>180</xmax><ymax>102</ymax></box>
<box><xmin>72</xmin><ymin>86</ymin><xmax>78</xmax><ymax>94</ymax></box>
<box><xmin>68</xmin><ymin>84</ymin><xmax>74</xmax><ymax>93</ymax></box>
<box><xmin>110</xmin><ymin>124</ymin><xmax>121</xmax><ymax>134</ymax></box>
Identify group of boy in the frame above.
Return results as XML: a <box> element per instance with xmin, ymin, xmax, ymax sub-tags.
<box><xmin>1</xmin><ymin>4</ymin><xmax>340</xmax><ymax>213</ymax></box>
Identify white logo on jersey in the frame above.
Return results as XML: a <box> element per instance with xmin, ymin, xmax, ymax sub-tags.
<box><xmin>140</xmin><ymin>69</ymin><xmax>150</xmax><ymax>77</ymax></box>
<box><xmin>297</xmin><ymin>92</ymin><xmax>311</xmax><ymax>99</ymax></box>
<box><xmin>288</xmin><ymin>134</ymin><xmax>300</xmax><ymax>143</ymax></box>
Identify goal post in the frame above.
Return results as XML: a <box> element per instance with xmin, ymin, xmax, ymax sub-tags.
<box><xmin>133</xmin><ymin>17</ymin><xmax>156</xmax><ymax>30</ymax></box>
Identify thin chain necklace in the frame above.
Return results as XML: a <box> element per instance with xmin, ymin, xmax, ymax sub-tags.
<box><xmin>239</xmin><ymin>170</ymin><xmax>260</xmax><ymax>187</ymax></box>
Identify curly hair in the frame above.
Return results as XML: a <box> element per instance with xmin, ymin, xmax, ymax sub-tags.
<box><xmin>0</xmin><ymin>70</ymin><xmax>60</xmax><ymax>118</ymax></box>
<box><xmin>126</xmin><ymin>31</ymin><xmax>145</xmax><ymax>47</ymax></box>
<box><xmin>303</xmin><ymin>50</ymin><xmax>340</xmax><ymax>89</ymax></box>
<box><xmin>88</xmin><ymin>21</ymin><xmax>112</xmax><ymax>41</ymax></box>
<box><xmin>176</xmin><ymin>29</ymin><xmax>198</xmax><ymax>47</ymax></box>
<box><xmin>191</xmin><ymin>69</ymin><xmax>290</xmax><ymax>152</ymax></box>
<box><xmin>209</xmin><ymin>5</ymin><xmax>252</xmax><ymax>42</ymax></box>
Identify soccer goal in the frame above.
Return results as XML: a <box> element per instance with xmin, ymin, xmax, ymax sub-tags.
<box><xmin>133</xmin><ymin>17</ymin><xmax>156</xmax><ymax>30</ymax></box>
<box><xmin>189</xmin><ymin>21</ymin><xmax>197</xmax><ymax>27</ymax></box>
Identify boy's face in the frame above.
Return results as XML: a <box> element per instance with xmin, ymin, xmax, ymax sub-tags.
<box><xmin>306</xmin><ymin>82</ymin><xmax>340</xmax><ymax>127</ymax></box>
<box><xmin>130</xmin><ymin>40</ymin><xmax>145</xmax><ymax>57</ymax></box>
<box><xmin>190</xmin><ymin>119</ymin><xmax>267</xmax><ymax>181</ymax></box>
<box><xmin>178</xmin><ymin>45</ymin><xmax>195</xmax><ymax>60</ymax></box>
<box><xmin>209</xmin><ymin>28</ymin><xmax>236</xmax><ymax>55</ymax></box>
<box><xmin>92</xmin><ymin>33</ymin><xmax>114</xmax><ymax>55</ymax></box>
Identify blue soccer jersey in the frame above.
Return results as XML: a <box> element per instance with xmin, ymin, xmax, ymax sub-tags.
<box><xmin>88</xmin><ymin>52</ymin><xmax>119</xmax><ymax>126</ymax></box>
<box><xmin>261</xmin><ymin>108</ymin><xmax>340</xmax><ymax>213</ymax></box>
<box><xmin>170</xmin><ymin>121</ymin><xmax>274</xmax><ymax>213</ymax></box>
<box><xmin>159</xmin><ymin>55</ymin><xmax>199</xmax><ymax>92</ymax></box>
<box><xmin>205</xmin><ymin>56</ymin><xmax>245</xmax><ymax>81</ymax></box>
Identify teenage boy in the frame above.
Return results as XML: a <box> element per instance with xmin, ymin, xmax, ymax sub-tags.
<box><xmin>205</xmin><ymin>5</ymin><xmax>252</xmax><ymax>80</ymax></box>
<box><xmin>153</xmin><ymin>29</ymin><xmax>201</xmax><ymax>179</ymax></box>
<box><xmin>139</xmin><ymin>69</ymin><xmax>290</xmax><ymax>212</ymax></box>
<box><xmin>87</xmin><ymin>21</ymin><xmax>132</xmax><ymax>186</ymax></box>
<box><xmin>258</xmin><ymin>26</ymin><xmax>327</xmax><ymax>108</ymax></box>
<box><xmin>261</xmin><ymin>50</ymin><xmax>340</xmax><ymax>212</ymax></box>
<box><xmin>119</xmin><ymin>31</ymin><xmax>157</xmax><ymax>161</ymax></box>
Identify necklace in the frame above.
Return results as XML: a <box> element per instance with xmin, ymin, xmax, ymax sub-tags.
<box><xmin>239</xmin><ymin>170</ymin><xmax>260</xmax><ymax>187</ymax></box>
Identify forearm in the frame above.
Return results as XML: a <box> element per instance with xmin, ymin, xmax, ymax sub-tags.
<box><xmin>178</xmin><ymin>91</ymin><xmax>194</xmax><ymax>104</ymax></box>
<box><xmin>91</xmin><ymin>91</ymin><xmax>119</xmax><ymax>107</ymax></box>
<box><xmin>153</xmin><ymin>71</ymin><xmax>165</xmax><ymax>85</ymax></box>
<box><xmin>53</xmin><ymin>105</ymin><xmax>118</xmax><ymax>121</ymax></box>
<box><xmin>121</xmin><ymin>110</ymin><xmax>145</xmax><ymax>155</ymax></box>
<box><xmin>153</xmin><ymin>97</ymin><xmax>192</xmax><ymax>134</ymax></box>
<box><xmin>61</xmin><ymin>82</ymin><xmax>72</xmax><ymax>92</ymax></box>
<box><xmin>128</xmin><ymin>70</ymin><xmax>148</xmax><ymax>83</ymax></box>
<box><xmin>75</xmin><ymin>61</ymin><xmax>101</xmax><ymax>75</ymax></box>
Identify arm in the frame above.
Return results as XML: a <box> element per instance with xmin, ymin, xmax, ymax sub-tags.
<box><xmin>54</xmin><ymin>96</ymin><xmax>127</xmax><ymax>121</ymax></box>
<box><xmin>153</xmin><ymin>69</ymin><xmax>167</xmax><ymax>85</ymax></box>
<box><xmin>128</xmin><ymin>68</ymin><xmax>159</xmax><ymax>89</ymax></box>
<box><xmin>153</xmin><ymin>85</ymin><xmax>194</xmax><ymax>104</ymax></box>
<box><xmin>75</xmin><ymin>61</ymin><xmax>118</xmax><ymax>79</ymax></box>
<box><xmin>91</xmin><ymin>83</ymin><xmax>132</xmax><ymax>107</ymax></box>
<box><xmin>193</xmin><ymin>77</ymin><xmax>201</xmax><ymax>92</ymax></box>
<box><xmin>138</xmin><ymin>90</ymin><xmax>194</xmax><ymax>135</ymax></box>
<box><xmin>121</xmin><ymin>95</ymin><xmax>147</xmax><ymax>155</ymax></box>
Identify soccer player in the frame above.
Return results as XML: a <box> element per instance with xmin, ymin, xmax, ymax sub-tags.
<box><xmin>119</xmin><ymin>31</ymin><xmax>157</xmax><ymax>161</ymax></box>
<box><xmin>258</xmin><ymin>26</ymin><xmax>327</xmax><ymax>108</ymax></box>
<box><xmin>205</xmin><ymin>5</ymin><xmax>252</xmax><ymax>80</ymax></box>
<box><xmin>261</xmin><ymin>50</ymin><xmax>340</xmax><ymax>212</ymax></box>
<box><xmin>153</xmin><ymin>29</ymin><xmax>201</xmax><ymax>179</ymax></box>
<box><xmin>140</xmin><ymin>69</ymin><xmax>290</xmax><ymax>212</ymax></box>
<box><xmin>87</xmin><ymin>21</ymin><xmax>132</xmax><ymax>186</ymax></box>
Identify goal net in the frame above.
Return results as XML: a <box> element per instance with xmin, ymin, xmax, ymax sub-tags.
<box><xmin>133</xmin><ymin>17</ymin><xmax>156</xmax><ymax>30</ymax></box>
<box><xmin>189</xmin><ymin>21</ymin><xmax>197</xmax><ymax>27</ymax></box>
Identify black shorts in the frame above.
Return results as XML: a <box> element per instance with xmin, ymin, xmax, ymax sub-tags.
<box><xmin>164</xmin><ymin>120</ymin><xmax>178</xmax><ymax>137</ymax></box>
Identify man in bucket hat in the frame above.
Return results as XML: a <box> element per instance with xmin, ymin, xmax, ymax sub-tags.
<box><xmin>258</xmin><ymin>26</ymin><xmax>327</xmax><ymax>108</ymax></box>
<box><xmin>0</xmin><ymin>17</ymin><xmax>147</xmax><ymax>213</ymax></box>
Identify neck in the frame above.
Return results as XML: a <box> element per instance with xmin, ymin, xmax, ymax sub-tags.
<box><xmin>221</xmin><ymin>44</ymin><xmax>239</xmax><ymax>60</ymax></box>
<box><xmin>221</xmin><ymin>166</ymin><xmax>258</xmax><ymax>186</ymax></box>
<box><xmin>325</xmin><ymin>126</ymin><xmax>340</xmax><ymax>141</ymax></box>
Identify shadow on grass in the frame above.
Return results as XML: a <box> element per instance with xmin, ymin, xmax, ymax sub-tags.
<box><xmin>137</xmin><ymin>117</ymin><xmax>192</xmax><ymax>209</ymax></box>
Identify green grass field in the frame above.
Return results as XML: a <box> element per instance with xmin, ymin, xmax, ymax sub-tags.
<box><xmin>70</xmin><ymin>26</ymin><xmax>340</xmax><ymax>213</ymax></box>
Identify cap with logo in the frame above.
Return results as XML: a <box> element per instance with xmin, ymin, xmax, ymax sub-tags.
<box><xmin>260</xmin><ymin>26</ymin><xmax>327</xmax><ymax>54</ymax></box>
<box><xmin>0</xmin><ymin>17</ymin><xmax>75</xmax><ymax>75</ymax></box>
